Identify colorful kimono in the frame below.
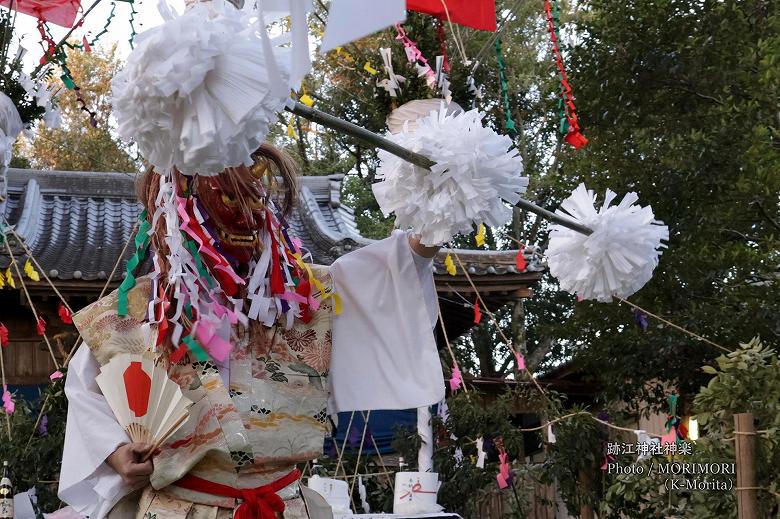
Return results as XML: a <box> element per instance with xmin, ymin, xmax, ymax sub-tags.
<box><xmin>59</xmin><ymin>231</ymin><xmax>444</xmax><ymax>518</ymax></box>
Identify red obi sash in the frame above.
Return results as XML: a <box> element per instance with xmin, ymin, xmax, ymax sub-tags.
<box><xmin>173</xmin><ymin>469</ymin><xmax>301</xmax><ymax>519</ymax></box>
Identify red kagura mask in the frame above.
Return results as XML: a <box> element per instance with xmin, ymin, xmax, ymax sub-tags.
<box><xmin>195</xmin><ymin>162</ymin><xmax>269</xmax><ymax>264</ymax></box>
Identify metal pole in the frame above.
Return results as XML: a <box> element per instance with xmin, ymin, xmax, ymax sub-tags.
<box><xmin>286</xmin><ymin>101</ymin><xmax>594</xmax><ymax>236</ymax></box>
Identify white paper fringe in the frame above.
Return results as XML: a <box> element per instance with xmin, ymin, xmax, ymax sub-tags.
<box><xmin>547</xmin><ymin>184</ymin><xmax>669</xmax><ymax>302</ymax></box>
<box><xmin>112</xmin><ymin>0</ymin><xmax>306</xmax><ymax>175</ymax></box>
<box><xmin>373</xmin><ymin>106</ymin><xmax>527</xmax><ymax>246</ymax></box>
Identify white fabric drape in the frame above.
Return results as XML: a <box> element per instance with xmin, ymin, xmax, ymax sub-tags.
<box><xmin>329</xmin><ymin>230</ymin><xmax>445</xmax><ymax>412</ymax></box>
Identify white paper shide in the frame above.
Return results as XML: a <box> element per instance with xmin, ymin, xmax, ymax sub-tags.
<box><xmin>373</xmin><ymin>105</ymin><xmax>528</xmax><ymax>246</ymax></box>
<box><xmin>546</xmin><ymin>183</ymin><xmax>669</xmax><ymax>302</ymax></box>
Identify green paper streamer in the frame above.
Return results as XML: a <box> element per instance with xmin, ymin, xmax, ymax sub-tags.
<box><xmin>182</xmin><ymin>334</ymin><xmax>209</xmax><ymax>362</ymax></box>
<box><xmin>494</xmin><ymin>37</ymin><xmax>517</xmax><ymax>137</ymax></box>
<box><xmin>117</xmin><ymin>211</ymin><xmax>151</xmax><ymax>316</ymax></box>
<box><xmin>183</xmin><ymin>237</ymin><xmax>215</xmax><ymax>289</ymax></box>
<box><xmin>66</xmin><ymin>1</ymin><xmax>118</xmax><ymax>51</ymax></box>
<box><xmin>551</xmin><ymin>0</ymin><xmax>568</xmax><ymax>135</ymax></box>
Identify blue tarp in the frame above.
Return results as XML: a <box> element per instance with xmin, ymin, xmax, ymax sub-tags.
<box><xmin>325</xmin><ymin>409</ymin><xmax>417</xmax><ymax>455</ymax></box>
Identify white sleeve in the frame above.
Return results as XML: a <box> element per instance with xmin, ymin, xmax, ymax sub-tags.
<box><xmin>58</xmin><ymin>344</ymin><xmax>134</xmax><ymax>519</ymax></box>
<box><xmin>328</xmin><ymin>230</ymin><xmax>445</xmax><ymax>413</ymax></box>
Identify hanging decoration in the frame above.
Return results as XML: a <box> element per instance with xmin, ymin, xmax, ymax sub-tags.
<box><xmin>1</xmin><ymin>0</ymin><xmax>82</xmax><ymax>27</ymax></box>
<box><xmin>373</xmin><ymin>106</ymin><xmax>527</xmax><ymax>246</ymax></box>
<box><xmin>0</xmin><ymin>324</ymin><xmax>8</xmax><ymax>347</ymax></box>
<box><xmin>1</xmin><ymin>386</ymin><xmax>13</xmax><ymax>415</ymax></box>
<box><xmin>3</xmin><ymin>268</ymin><xmax>13</xmax><ymax>289</ymax></box>
<box><xmin>50</xmin><ymin>370</ymin><xmax>64</xmax><ymax>381</ymax></box>
<box><xmin>472</xmin><ymin>298</ymin><xmax>482</xmax><ymax>324</ymax></box>
<box><xmin>544</xmin><ymin>0</ymin><xmax>588</xmax><ymax>149</ymax></box>
<box><xmin>475</xmin><ymin>223</ymin><xmax>486</xmax><ymax>247</ymax></box>
<box><xmin>406</xmin><ymin>0</ymin><xmax>497</xmax><ymax>32</ymax></box>
<box><xmin>65</xmin><ymin>0</ymin><xmax>118</xmax><ymax>51</ymax></box>
<box><xmin>36</xmin><ymin>317</ymin><xmax>46</xmax><ymax>336</ymax></box>
<box><xmin>58</xmin><ymin>302</ymin><xmax>73</xmax><ymax>325</ymax></box>
<box><xmin>494</xmin><ymin>36</ymin><xmax>517</xmax><ymax>137</ymax></box>
<box><xmin>514</xmin><ymin>351</ymin><xmax>525</xmax><ymax>371</ymax></box>
<box><xmin>633</xmin><ymin>308</ymin><xmax>649</xmax><ymax>331</ymax></box>
<box><xmin>494</xmin><ymin>438</ymin><xmax>511</xmax><ymax>489</ymax></box>
<box><xmin>394</xmin><ymin>24</ymin><xmax>436</xmax><ymax>90</ymax></box>
<box><xmin>546</xmin><ymin>184</ymin><xmax>668</xmax><ymax>302</ymax></box>
<box><xmin>515</xmin><ymin>250</ymin><xmax>527</xmax><ymax>272</ymax></box>
<box><xmin>444</xmin><ymin>253</ymin><xmax>456</xmax><ymax>275</ymax></box>
<box><xmin>377</xmin><ymin>47</ymin><xmax>406</xmax><ymax>98</ymax></box>
<box><xmin>475</xmin><ymin>437</ymin><xmax>486</xmax><ymax>468</ymax></box>
<box><xmin>23</xmin><ymin>259</ymin><xmax>40</xmax><ymax>281</ymax></box>
<box><xmin>127</xmin><ymin>0</ymin><xmax>138</xmax><ymax>49</ymax></box>
<box><xmin>662</xmin><ymin>393</ymin><xmax>688</xmax><ymax>450</ymax></box>
<box><xmin>111</xmin><ymin>0</ymin><xmax>312</xmax><ymax>175</ymax></box>
<box><xmin>448</xmin><ymin>365</ymin><xmax>462</xmax><ymax>391</ymax></box>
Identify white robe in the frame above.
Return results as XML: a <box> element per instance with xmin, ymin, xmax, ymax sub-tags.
<box><xmin>58</xmin><ymin>231</ymin><xmax>444</xmax><ymax>518</ymax></box>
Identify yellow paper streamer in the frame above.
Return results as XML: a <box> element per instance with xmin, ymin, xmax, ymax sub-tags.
<box><xmin>287</xmin><ymin>117</ymin><xmax>297</xmax><ymax>138</ymax></box>
<box><xmin>363</xmin><ymin>62</ymin><xmax>378</xmax><ymax>75</ymax></box>
<box><xmin>335</xmin><ymin>47</ymin><xmax>355</xmax><ymax>62</ymax></box>
<box><xmin>299</xmin><ymin>94</ymin><xmax>314</xmax><ymax>107</ymax></box>
<box><xmin>24</xmin><ymin>259</ymin><xmax>40</xmax><ymax>282</ymax></box>
<box><xmin>0</xmin><ymin>271</ymin><xmax>4</xmax><ymax>289</ymax></box>
<box><xmin>475</xmin><ymin>224</ymin><xmax>486</xmax><ymax>247</ymax></box>
<box><xmin>444</xmin><ymin>254</ymin><xmax>457</xmax><ymax>276</ymax></box>
<box><xmin>5</xmin><ymin>268</ymin><xmax>14</xmax><ymax>289</ymax></box>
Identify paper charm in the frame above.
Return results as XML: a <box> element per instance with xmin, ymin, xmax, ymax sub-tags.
<box><xmin>444</xmin><ymin>254</ymin><xmax>456</xmax><ymax>275</ymax></box>
<box><xmin>50</xmin><ymin>370</ymin><xmax>64</xmax><ymax>381</ymax></box>
<box><xmin>473</xmin><ymin>299</ymin><xmax>482</xmax><ymax>324</ymax></box>
<box><xmin>358</xmin><ymin>476</ymin><xmax>370</xmax><ymax>513</ymax></box>
<box><xmin>434</xmin><ymin>55</ymin><xmax>452</xmax><ymax>104</ymax></box>
<box><xmin>299</xmin><ymin>94</ymin><xmax>315</xmax><ymax>107</ymax></box>
<box><xmin>2</xmin><ymin>385</ymin><xmax>14</xmax><ymax>415</ymax></box>
<box><xmin>4</xmin><ymin>268</ymin><xmax>14</xmax><ymax>289</ymax></box>
<box><xmin>36</xmin><ymin>317</ymin><xmax>46</xmax><ymax>336</ymax></box>
<box><xmin>546</xmin><ymin>184</ymin><xmax>669</xmax><ymax>302</ymax></box>
<box><xmin>58</xmin><ymin>302</ymin><xmax>73</xmax><ymax>325</ymax></box>
<box><xmin>449</xmin><ymin>366</ymin><xmax>462</xmax><ymax>391</ymax></box>
<box><xmin>23</xmin><ymin>259</ymin><xmax>40</xmax><ymax>281</ymax></box>
<box><xmin>364</xmin><ymin>62</ymin><xmax>378</xmax><ymax>75</ymax></box>
<box><xmin>0</xmin><ymin>272</ymin><xmax>4</xmax><ymax>289</ymax></box>
<box><xmin>547</xmin><ymin>423</ymin><xmax>556</xmax><ymax>443</ymax></box>
<box><xmin>0</xmin><ymin>323</ymin><xmax>8</xmax><ymax>347</ymax></box>
<box><xmin>475</xmin><ymin>437</ymin><xmax>487</xmax><ymax>468</ymax></box>
<box><xmin>496</xmin><ymin>451</ymin><xmax>511</xmax><ymax>489</ymax></box>
<box><xmin>515</xmin><ymin>351</ymin><xmax>526</xmax><ymax>371</ymax></box>
<box><xmin>377</xmin><ymin>48</ymin><xmax>406</xmax><ymax>97</ymax></box>
<box><xmin>515</xmin><ymin>250</ymin><xmax>527</xmax><ymax>272</ymax></box>
<box><xmin>635</xmin><ymin>429</ymin><xmax>660</xmax><ymax>460</ymax></box>
<box><xmin>475</xmin><ymin>223</ymin><xmax>486</xmax><ymax>247</ymax></box>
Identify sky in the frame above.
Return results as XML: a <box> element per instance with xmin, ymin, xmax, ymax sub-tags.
<box><xmin>11</xmin><ymin>0</ymin><xmax>182</xmax><ymax>71</ymax></box>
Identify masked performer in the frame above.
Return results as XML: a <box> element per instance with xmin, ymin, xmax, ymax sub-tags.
<box><xmin>58</xmin><ymin>145</ymin><xmax>445</xmax><ymax>518</ymax></box>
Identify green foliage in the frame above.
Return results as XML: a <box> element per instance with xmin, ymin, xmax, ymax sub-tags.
<box><xmin>0</xmin><ymin>377</ymin><xmax>68</xmax><ymax>513</ymax></box>
<box><xmin>599</xmin><ymin>338</ymin><xmax>780</xmax><ymax>517</ymax></box>
<box><xmin>532</xmin><ymin>0</ymin><xmax>780</xmax><ymax>410</ymax></box>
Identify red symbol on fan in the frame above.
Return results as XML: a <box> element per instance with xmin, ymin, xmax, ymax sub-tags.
<box><xmin>124</xmin><ymin>362</ymin><xmax>151</xmax><ymax>418</ymax></box>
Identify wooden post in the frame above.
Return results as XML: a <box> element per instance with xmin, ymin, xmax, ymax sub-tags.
<box><xmin>577</xmin><ymin>468</ymin><xmax>594</xmax><ymax>519</ymax></box>
<box><xmin>734</xmin><ymin>413</ymin><xmax>757</xmax><ymax>519</ymax></box>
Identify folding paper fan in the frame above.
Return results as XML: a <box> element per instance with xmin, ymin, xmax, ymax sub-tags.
<box><xmin>96</xmin><ymin>354</ymin><xmax>192</xmax><ymax>452</ymax></box>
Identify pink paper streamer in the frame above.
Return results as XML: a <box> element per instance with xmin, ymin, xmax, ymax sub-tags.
<box><xmin>496</xmin><ymin>452</ymin><xmax>510</xmax><ymax>489</ymax></box>
<box><xmin>395</xmin><ymin>24</ymin><xmax>435</xmax><ymax>81</ymax></box>
<box><xmin>2</xmin><ymin>386</ymin><xmax>14</xmax><ymax>414</ymax></box>
<box><xmin>50</xmin><ymin>370</ymin><xmax>64</xmax><ymax>381</ymax></box>
<box><xmin>449</xmin><ymin>366</ymin><xmax>462</xmax><ymax>391</ymax></box>
<box><xmin>195</xmin><ymin>320</ymin><xmax>232</xmax><ymax>363</ymax></box>
<box><xmin>515</xmin><ymin>352</ymin><xmax>526</xmax><ymax>371</ymax></box>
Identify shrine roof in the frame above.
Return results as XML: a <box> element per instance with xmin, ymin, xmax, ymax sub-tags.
<box><xmin>0</xmin><ymin>168</ymin><xmax>544</xmax><ymax>285</ymax></box>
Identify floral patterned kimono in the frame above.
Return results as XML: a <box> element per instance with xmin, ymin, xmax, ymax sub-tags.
<box><xmin>59</xmin><ymin>231</ymin><xmax>444</xmax><ymax>519</ymax></box>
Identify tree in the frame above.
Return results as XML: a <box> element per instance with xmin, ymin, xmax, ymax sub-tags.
<box><xmin>19</xmin><ymin>44</ymin><xmax>139</xmax><ymax>173</ymax></box>
<box><xmin>530</xmin><ymin>0</ymin><xmax>780</xmax><ymax>410</ymax></box>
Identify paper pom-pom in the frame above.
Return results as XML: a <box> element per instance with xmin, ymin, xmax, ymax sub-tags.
<box><xmin>546</xmin><ymin>184</ymin><xmax>669</xmax><ymax>302</ymax></box>
<box><xmin>112</xmin><ymin>1</ymin><xmax>297</xmax><ymax>175</ymax></box>
<box><xmin>373</xmin><ymin>106</ymin><xmax>527</xmax><ymax>246</ymax></box>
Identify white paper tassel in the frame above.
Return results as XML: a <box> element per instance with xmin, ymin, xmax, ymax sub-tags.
<box><xmin>475</xmin><ymin>437</ymin><xmax>486</xmax><ymax>469</ymax></box>
<box><xmin>547</xmin><ymin>424</ymin><xmax>556</xmax><ymax>443</ymax></box>
<box><xmin>546</xmin><ymin>183</ymin><xmax>669</xmax><ymax>302</ymax></box>
<box><xmin>373</xmin><ymin>106</ymin><xmax>528</xmax><ymax>246</ymax></box>
<box><xmin>112</xmin><ymin>0</ymin><xmax>306</xmax><ymax>175</ymax></box>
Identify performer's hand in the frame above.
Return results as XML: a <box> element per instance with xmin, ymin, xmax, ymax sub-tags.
<box><xmin>409</xmin><ymin>235</ymin><xmax>440</xmax><ymax>258</ymax></box>
<box><xmin>106</xmin><ymin>442</ymin><xmax>154</xmax><ymax>487</ymax></box>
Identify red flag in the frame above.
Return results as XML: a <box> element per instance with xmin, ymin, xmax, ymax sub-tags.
<box><xmin>407</xmin><ymin>0</ymin><xmax>496</xmax><ymax>32</ymax></box>
<box><xmin>473</xmin><ymin>299</ymin><xmax>482</xmax><ymax>324</ymax></box>
<box><xmin>0</xmin><ymin>323</ymin><xmax>8</xmax><ymax>347</ymax></box>
<box><xmin>1</xmin><ymin>0</ymin><xmax>82</xmax><ymax>27</ymax></box>
<box><xmin>36</xmin><ymin>317</ymin><xmax>46</xmax><ymax>336</ymax></box>
<box><xmin>58</xmin><ymin>302</ymin><xmax>73</xmax><ymax>325</ymax></box>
